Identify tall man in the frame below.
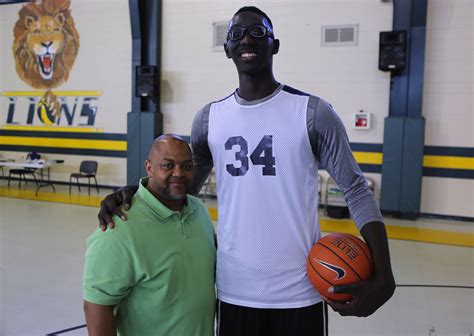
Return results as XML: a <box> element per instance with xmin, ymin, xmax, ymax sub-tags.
<box><xmin>98</xmin><ymin>6</ymin><xmax>395</xmax><ymax>336</ymax></box>
<box><xmin>84</xmin><ymin>134</ymin><xmax>216</xmax><ymax>336</ymax></box>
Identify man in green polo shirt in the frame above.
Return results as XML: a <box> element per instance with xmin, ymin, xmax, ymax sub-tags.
<box><xmin>83</xmin><ymin>134</ymin><xmax>216</xmax><ymax>336</ymax></box>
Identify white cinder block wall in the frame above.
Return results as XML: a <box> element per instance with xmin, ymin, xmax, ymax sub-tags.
<box><xmin>161</xmin><ymin>0</ymin><xmax>392</xmax><ymax>141</ymax></box>
<box><xmin>160</xmin><ymin>0</ymin><xmax>393</xmax><ymax>203</ymax></box>
<box><xmin>1</xmin><ymin>0</ymin><xmax>472</xmax><ymax>218</ymax></box>
<box><xmin>421</xmin><ymin>0</ymin><xmax>473</xmax><ymax>218</ymax></box>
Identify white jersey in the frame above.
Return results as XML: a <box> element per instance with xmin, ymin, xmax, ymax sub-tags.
<box><xmin>191</xmin><ymin>84</ymin><xmax>383</xmax><ymax>308</ymax></box>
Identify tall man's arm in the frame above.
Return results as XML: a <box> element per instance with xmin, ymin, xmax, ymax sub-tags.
<box><xmin>311</xmin><ymin>98</ymin><xmax>395</xmax><ymax>315</ymax></box>
<box><xmin>83</xmin><ymin>301</ymin><xmax>116</xmax><ymax>336</ymax></box>
<box><xmin>190</xmin><ymin>104</ymin><xmax>214</xmax><ymax>195</ymax></box>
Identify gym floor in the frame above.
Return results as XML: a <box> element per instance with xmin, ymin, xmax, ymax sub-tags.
<box><xmin>0</xmin><ymin>183</ymin><xmax>472</xmax><ymax>336</ymax></box>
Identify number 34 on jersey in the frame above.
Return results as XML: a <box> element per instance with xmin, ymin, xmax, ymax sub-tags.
<box><xmin>225</xmin><ymin>135</ymin><xmax>276</xmax><ymax>177</ymax></box>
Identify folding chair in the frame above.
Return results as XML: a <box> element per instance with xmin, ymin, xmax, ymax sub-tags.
<box><xmin>69</xmin><ymin>161</ymin><xmax>99</xmax><ymax>195</ymax></box>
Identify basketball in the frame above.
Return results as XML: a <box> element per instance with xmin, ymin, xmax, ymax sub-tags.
<box><xmin>306</xmin><ymin>233</ymin><xmax>373</xmax><ymax>302</ymax></box>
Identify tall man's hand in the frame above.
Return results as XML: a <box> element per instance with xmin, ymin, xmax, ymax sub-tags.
<box><xmin>98</xmin><ymin>186</ymin><xmax>138</xmax><ymax>231</ymax></box>
<box><xmin>327</xmin><ymin>221</ymin><xmax>396</xmax><ymax>317</ymax></box>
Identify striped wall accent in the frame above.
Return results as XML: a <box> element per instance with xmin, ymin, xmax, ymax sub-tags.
<box><xmin>423</xmin><ymin>146</ymin><xmax>474</xmax><ymax>179</ymax></box>
<box><xmin>0</xmin><ymin>126</ymin><xmax>126</xmax><ymax>157</ymax></box>
<box><xmin>350</xmin><ymin>142</ymin><xmax>383</xmax><ymax>173</ymax></box>
<box><xmin>1</xmin><ymin>130</ymin><xmax>472</xmax><ymax>179</ymax></box>
<box><xmin>347</xmin><ymin>143</ymin><xmax>473</xmax><ymax>179</ymax></box>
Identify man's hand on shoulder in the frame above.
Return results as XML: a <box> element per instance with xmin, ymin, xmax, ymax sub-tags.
<box><xmin>98</xmin><ymin>186</ymin><xmax>138</xmax><ymax>231</ymax></box>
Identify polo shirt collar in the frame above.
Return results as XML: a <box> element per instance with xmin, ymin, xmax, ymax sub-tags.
<box><xmin>137</xmin><ymin>177</ymin><xmax>194</xmax><ymax>219</ymax></box>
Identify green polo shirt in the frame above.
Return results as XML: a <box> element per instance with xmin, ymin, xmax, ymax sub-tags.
<box><xmin>83</xmin><ymin>178</ymin><xmax>216</xmax><ymax>336</ymax></box>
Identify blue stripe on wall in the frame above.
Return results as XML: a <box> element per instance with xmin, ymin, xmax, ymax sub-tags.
<box><xmin>424</xmin><ymin>146</ymin><xmax>474</xmax><ymax>157</ymax></box>
<box><xmin>423</xmin><ymin>168</ymin><xmax>474</xmax><ymax>179</ymax></box>
<box><xmin>0</xmin><ymin>145</ymin><xmax>126</xmax><ymax>157</ymax></box>
<box><xmin>358</xmin><ymin>164</ymin><xmax>382</xmax><ymax>174</ymax></box>
<box><xmin>350</xmin><ymin>143</ymin><xmax>383</xmax><ymax>153</ymax></box>
<box><xmin>0</xmin><ymin>130</ymin><xmax>126</xmax><ymax>140</ymax></box>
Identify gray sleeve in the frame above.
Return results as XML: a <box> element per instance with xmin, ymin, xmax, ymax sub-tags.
<box><xmin>307</xmin><ymin>96</ymin><xmax>384</xmax><ymax>229</ymax></box>
<box><xmin>190</xmin><ymin>104</ymin><xmax>214</xmax><ymax>195</ymax></box>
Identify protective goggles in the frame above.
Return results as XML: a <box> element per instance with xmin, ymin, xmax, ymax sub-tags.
<box><xmin>227</xmin><ymin>24</ymin><xmax>274</xmax><ymax>41</ymax></box>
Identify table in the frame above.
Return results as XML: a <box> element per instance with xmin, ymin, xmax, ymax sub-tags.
<box><xmin>0</xmin><ymin>160</ymin><xmax>64</xmax><ymax>195</ymax></box>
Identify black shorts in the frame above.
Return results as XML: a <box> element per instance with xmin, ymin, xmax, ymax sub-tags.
<box><xmin>216</xmin><ymin>300</ymin><xmax>328</xmax><ymax>336</ymax></box>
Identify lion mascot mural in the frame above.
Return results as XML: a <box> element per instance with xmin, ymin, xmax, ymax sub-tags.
<box><xmin>12</xmin><ymin>0</ymin><xmax>80</xmax><ymax>125</ymax></box>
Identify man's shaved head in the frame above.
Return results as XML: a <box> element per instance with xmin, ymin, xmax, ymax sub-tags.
<box><xmin>148</xmin><ymin>134</ymin><xmax>192</xmax><ymax>160</ymax></box>
<box><xmin>145</xmin><ymin>133</ymin><xmax>194</xmax><ymax>211</ymax></box>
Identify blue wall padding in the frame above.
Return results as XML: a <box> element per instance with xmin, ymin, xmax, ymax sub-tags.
<box><xmin>380</xmin><ymin>117</ymin><xmax>405</xmax><ymax>212</ymax></box>
<box><xmin>400</xmin><ymin>117</ymin><xmax>425</xmax><ymax>215</ymax></box>
<box><xmin>380</xmin><ymin>117</ymin><xmax>425</xmax><ymax>217</ymax></box>
<box><xmin>127</xmin><ymin>111</ymin><xmax>163</xmax><ymax>185</ymax></box>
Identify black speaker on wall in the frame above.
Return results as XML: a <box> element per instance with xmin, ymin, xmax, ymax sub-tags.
<box><xmin>136</xmin><ymin>65</ymin><xmax>157</xmax><ymax>97</ymax></box>
<box><xmin>379</xmin><ymin>31</ymin><xmax>407</xmax><ymax>72</ymax></box>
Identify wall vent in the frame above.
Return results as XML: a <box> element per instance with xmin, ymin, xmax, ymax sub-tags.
<box><xmin>322</xmin><ymin>25</ymin><xmax>358</xmax><ymax>46</ymax></box>
<box><xmin>213</xmin><ymin>22</ymin><xmax>228</xmax><ymax>50</ymax></box>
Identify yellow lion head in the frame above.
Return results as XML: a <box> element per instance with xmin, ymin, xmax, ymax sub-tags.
<box><xmin>12</xmin><ymin>0</ymin><xmax>80</xmax><ymax>89</ymax></box>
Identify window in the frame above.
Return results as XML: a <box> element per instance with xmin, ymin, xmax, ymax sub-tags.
<box><xmin>213</xmin><ymin>22</ymin><xmax>228</xmax><ymax>50</ymax></box>
<box><xmin>322</xmin><ymin>25</ymin><xmax>358</xmax><ymax>47</ymax></box>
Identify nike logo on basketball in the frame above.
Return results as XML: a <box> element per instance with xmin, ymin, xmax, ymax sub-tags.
<box><xmin>316</xmin><ymin>259</ymin><xmax>346</xmax><ymax>280</ymax></box>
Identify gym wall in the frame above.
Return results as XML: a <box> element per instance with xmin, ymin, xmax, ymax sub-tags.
<box><xmin>420</xmin><ymin>0</ymin><xmax>473</xmax><ymax>218</ymax></box>
<box><xmin>1</xmin><ymin>0</ymin><xmax>472</xmax><ymax>219</ymax></box>
<box><xmin>0</xmin><ymin>0</ymin><xmax>131</xmax><ymax>187</ymax></box>
<box><xmin>159</xmin><ymin>0</ymin><xmax>473</xmax><ymax>219</ymax></box>
<box><xmin>159</xmin><ymin>0</ymin><xmax>393</xmax><ymax>205</ymax></box>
